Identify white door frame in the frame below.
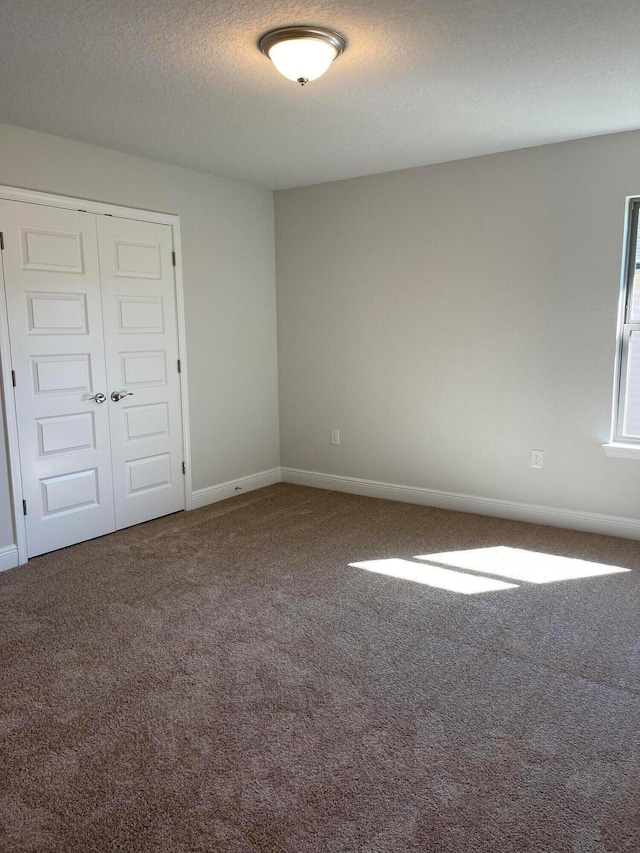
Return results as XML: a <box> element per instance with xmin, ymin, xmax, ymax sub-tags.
<box><xmin>0</xmin><ymin>184</ymin><xmax>193</xmax><ymax>565</ymax></box>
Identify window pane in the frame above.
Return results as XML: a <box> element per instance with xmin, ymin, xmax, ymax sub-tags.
<box><xmin>623</xmin><ymin>330</ymin><xmax>640</xmax><ymax>437</ymax></box>
<box><xmin>630</xmin><ymin>221</ymin><xmax>640</xmax><ymax>322</ymax></box>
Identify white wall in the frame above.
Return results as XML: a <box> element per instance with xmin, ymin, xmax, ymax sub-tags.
<box><xmin>0</xmin><ymin>123</ymin><xmax>279</xmax><ymax>550</ymax></box>
<box><xmin>275</xmin><ymin>130</ymin><xmax>640</xmax><ymax>521</ymax></box>
<box><xmin>4</xmin><ymin>124</ymin><xmax>640</xmax><ymax>553</ymax></box>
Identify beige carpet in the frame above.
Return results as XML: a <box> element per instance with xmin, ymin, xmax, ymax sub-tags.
<box><xmin>1</xmin><ymin>483</ymin><xmax>639</xmax><ymax>852</ymax></box>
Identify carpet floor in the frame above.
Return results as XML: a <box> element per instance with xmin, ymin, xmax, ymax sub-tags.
<box><xmin>0</xmin><ymin>483</ymin><xmax>639</xmax><ymax>852</ymax></box>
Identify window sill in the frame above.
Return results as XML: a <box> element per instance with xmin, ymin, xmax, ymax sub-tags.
<box><xmin>603</xmin><ymin>443</ymin><xmax>640</xmax><ymax>459</ymax></box>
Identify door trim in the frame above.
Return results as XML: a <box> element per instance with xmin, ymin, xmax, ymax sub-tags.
<box><xmin>0</xmin><ymin>184</ymin><xmax>193</xmax><ymax>565</ymax></box>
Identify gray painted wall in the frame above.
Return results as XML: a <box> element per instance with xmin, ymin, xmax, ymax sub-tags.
<box><xmin>275</xmin><ymin>130</ymin><xmax>640</xmax><ymax>520</ymax></box>
<box><xmin>4</xmin><ymin>123</ymin><xmax>640</xmax><ymax>554</ymax></box>
<box><xmin>0</xmin><ymin>123</ymin><xmax>279</xmax><ymax>550</ymax></box>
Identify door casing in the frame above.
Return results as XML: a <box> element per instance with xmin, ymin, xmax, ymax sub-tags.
<box><xmin>0</xmin><ymin>185</ymin><xmax>193</xmax><ymax>565</ymax></box>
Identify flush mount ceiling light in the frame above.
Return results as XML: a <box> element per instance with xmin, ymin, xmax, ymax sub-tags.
<box><xmin>258</xmin><ymin>26</ymin><xmax>347</xmax><ymax>86</ymax></box>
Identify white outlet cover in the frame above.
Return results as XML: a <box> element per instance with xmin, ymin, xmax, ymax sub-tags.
<box><xmin>531</xmin><ymin>449</ymin><xmax>544</xmax><ymax>468</ymax></box>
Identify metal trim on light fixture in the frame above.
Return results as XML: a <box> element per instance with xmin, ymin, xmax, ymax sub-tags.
<box><xmin>258</xmin><ymin>26</ymin><xmax>347</xmax><ymax>60</ymax></box>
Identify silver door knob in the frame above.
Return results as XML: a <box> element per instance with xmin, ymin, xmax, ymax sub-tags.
<box><xmin>89</xmin><ymin>392</ymin><xmax>107</xmax><ymax>404</ymax></box>
<box><xmin>111</xmin><ymin>391</ymin><xmax>134</xmax><ymax>402</ymax></box>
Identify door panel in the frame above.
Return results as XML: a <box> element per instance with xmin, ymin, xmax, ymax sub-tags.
<box><xmin>20</xmin><ymin>227</ymin><xmax>85</xmax><ymax>273</ymax></box>
<box><xmin>120</xmin><ymin>350</ymin><xmax>167</xmax><ymax>386</ymax></box>
<box><xmin>41</xmin><ymin>468</ymin><xmax>100</xmax><ymax>515</ymax></box>
<box><xmin>36</xmin><ymin>411</ymin><xmax>96</xmax><ymax>456</ymax></box>
<box><xmin>116</xmin><ymin>296</ymin><xmax>164</xmax><ymax>333</ymax></box>
<box><xmin>0</xmin><ymin>200</ymin><xmax>116</xmax><ymax>557</ymax></box>
<box><xmin>31</xmin><ymin>353</ymin><xmax>93</xmax><ymax>394</ymax></box>
<box><xmin>27</xmin><ymin>292</ymin><xmax>88</xmax><ymax>334</ymax></box>
<box><xmin>96</xmin><ymin>216</ymin><xmax>184</xmax><ymax>529</ymax></box>
<box><xmin>123</xmin><ymin>402</ymin><xmax>169</xmax><ymax>441</ymax></box>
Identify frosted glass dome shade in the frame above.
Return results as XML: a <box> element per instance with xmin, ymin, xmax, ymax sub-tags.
<box><xmin>268</xmin><ymin>39</ymin><xmax>337</xmax><ymax>83</ymax></box>
<box><xmin>259</xmin><ymin>27</ymin><xmax>346</xmax><ymax>85</ymax></box>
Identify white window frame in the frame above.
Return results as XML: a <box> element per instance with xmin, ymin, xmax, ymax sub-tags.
<box><xmin>605</xmin><ymin>197</ymin><xmax>640</xmax><ymax>458</ymax></box>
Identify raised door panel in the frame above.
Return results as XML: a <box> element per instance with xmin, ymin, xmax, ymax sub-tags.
<box><xmin>37</xmin><ymin>412</ymin><xmax>96</xmax><ymax>456</ymax></box>
<box><xmin>21</xmin><ymin>227</ymin><xmax>85</xmax><ymax>273</ymax></box>
<box><xmin>120</xmin><ymin>351</ymin><xmax>167</xmax><ymax>387</ymax></box>
<box><xmin>41</xmin><ymin>468</ymin><xmax>100</xmax><ymax>515</ymax></box>
<box><xmin>27</xmin><ymin>292</ymin><xmax>88</xmax><ymax>334</ymax></box>
<box><xmin>114</xmin><ymin>241</ymin><xmax>162</xmax><ymax>279</ymax></box>
<box><xmin>116</xmin><ymin>296</ymin><xmax>164</xmax><ymax>333</ymax></box>
<box><xmin>96</xmin><ymin>216</ymin><xmax>184</xmax><ymax>529</ymax></box>
<box><xmin>0</xmin><ymin>200</ymin><xmax>116</xmax><ymax>557</ymax></box>
<box><xmin>123</xmin><ymin>402</ymin><xmax>169</xmax><ymax>441</ymax></box>
<box><xmin>31</xmin><ymin>353</ymin><xmax>93</xmax><ymax>395</ymax></box>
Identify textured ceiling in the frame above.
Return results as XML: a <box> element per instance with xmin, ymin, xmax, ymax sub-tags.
<box><xmin>1</xmin><ymin>0</ymin><xmax>639</xmax><ymax>189</ymax></box>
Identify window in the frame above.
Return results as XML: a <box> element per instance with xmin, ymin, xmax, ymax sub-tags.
<box><xmin>610</xmin><ymin>198</ymin><xmax>640</xmax><ymax>450</ymax></box>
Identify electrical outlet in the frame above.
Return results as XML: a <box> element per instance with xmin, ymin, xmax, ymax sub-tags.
<box><xmin>531</xmin><ymin>449</ymin><xmax>543</xmax><ymax>469</ymax></box>
<box><xmin>330</xmin><ymin>429</ymin><xmax>340</xmax><ymax>446</ymax></box>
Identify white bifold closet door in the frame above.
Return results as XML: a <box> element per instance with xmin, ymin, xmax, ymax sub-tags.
<box><xmin>0</xmin><ymin>199</ymin><xmax>185</xmax><ymax>558</ymax></box>
<box><xmin>96</xmin><ymin>215</ymin><xmax>184</xmax><ymax>530</ymax></box>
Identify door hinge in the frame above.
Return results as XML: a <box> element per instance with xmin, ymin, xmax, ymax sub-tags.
<box><xmin>22</xmin><ymin>500</ymin><xmax>27</xmax><ymax>516</ymax></box>
<box><xmin>11</xmin><ymin>370</ymin><xmax>16</xmax><ymax>387</ymax></box>
<box><xmin>172</xmin><ymin>251</ymin><xmax>176</xmax><ymax>267</ymax></box>
<box><xmin>0</xmin><ymin>231</ymin><xmax>4</xmax><ymax>250</ymax></box>
<box><xmin>177</xmin><ymin>359</ymin><xmax>181</xmax><ymax>373</ymax></box>
<box><xmin>182</xmin><ymin>461</ymin><xmax>186</xmax><ymax>475</ymax></box>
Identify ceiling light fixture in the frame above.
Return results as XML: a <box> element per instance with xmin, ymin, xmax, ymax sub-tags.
<box><xmin>258</xmin><ymin>26</ymin><xmax>346</xmax><ymax>86</ymax></box>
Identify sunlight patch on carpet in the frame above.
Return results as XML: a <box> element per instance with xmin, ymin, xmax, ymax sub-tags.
<box><xmin>349</xmin><ymin>558</ymin><xmax>518</xmax><ymax>594</ymax></box>
<box><xmin>413</xmin><ymin>546</ymin><xmax>631</xmax><ymax>584</ymax></box>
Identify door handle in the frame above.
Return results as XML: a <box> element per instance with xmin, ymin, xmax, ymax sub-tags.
<box><xmin>88</xmin><ymin>392</ymin><xmax>107</xmax><ymax>404</ymax></box>
<box><xmin>111</xmin><ymin>391</ymin><xmax>134</xmax><ymax>402</ymax></box>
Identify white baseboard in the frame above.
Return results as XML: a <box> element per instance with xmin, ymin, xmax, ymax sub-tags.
<box><xmin>191</xmin><ymin>467</ymin><xmax>282</xmax><ymax>510</ymax></box>
<box><xmin>281</xmin><ymin>467</ymin><xmax>640</xmax><ymax>541</ymax></box>
<box><xmin>0</xmin><ymin>544</ymin><xmax>19</xmax><ymax>572</ymax></box>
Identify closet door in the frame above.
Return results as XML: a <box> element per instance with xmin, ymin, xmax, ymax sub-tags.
<box><xmin>0</xmin><ymin>200</ymin><xmax>116</xmax><ymax>557</ymax></box>
<box><xmin>96</xmin><ymin>216</ymin><xmax>185</xmax><ymax>529</ymax></box>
